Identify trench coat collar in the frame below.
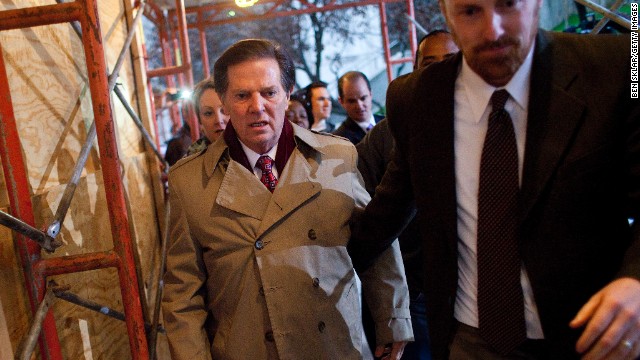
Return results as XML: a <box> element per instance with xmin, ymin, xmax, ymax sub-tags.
<box><xmin>209</xmin><ymin>123</ymin><xmax>324</xmax><ymax>235</ymax></box>
<box><xmin>202</xmin><ymin>122</ymin><xmax>325</xmax><ymax>178</ymax></box>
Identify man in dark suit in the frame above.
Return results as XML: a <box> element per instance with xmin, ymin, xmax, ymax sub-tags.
<box><xmin>333</xmin><ymin>71</ymin><xmax>383</xmax><ymax>144</ymax></box>
<box><xmin>351</xmin><ymin>0</ymin><xmax>640</xmax><ymax>359</ymax></box>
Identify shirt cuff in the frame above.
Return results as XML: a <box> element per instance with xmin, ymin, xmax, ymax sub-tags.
<box><xmin>374</xmin><ymin>309</ymin><xmax>414</xmax><ymax>345</ymax></box>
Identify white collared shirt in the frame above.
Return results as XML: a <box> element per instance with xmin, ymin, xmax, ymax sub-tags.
<box><xmin>356</xmin><ymin>114</ymin><xmax>376</xmax><ymax>132</ymax></box>
<box><xmin>311</xmin><ymin>119</ymin><xmax>329</xmax><ymax>132</ymax></box>
<box><xmin>239</xmin><ymin>140</ymin><xmax>280</xmax><ymax>180</ymax></box>
<box><xmin>453</xmin><ymin>44</ymin><xmax>545</xmax><ymax>339</ymax></box>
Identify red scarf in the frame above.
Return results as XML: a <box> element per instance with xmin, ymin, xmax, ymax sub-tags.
<box><xmin>223</xmin><ymin>120</ymin><xmax>296</xmax><ymax>175</ymax></box>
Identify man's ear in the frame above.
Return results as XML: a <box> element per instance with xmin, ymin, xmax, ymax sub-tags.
<box><xmin>439</xmin><ymin>0</ymin><xmax>449</xmax><ymax>23</ymax></box>
<box><xmin>219</xmin><ymin>93</ymin><xmax>229</xmax><ymax>115</ymax></box>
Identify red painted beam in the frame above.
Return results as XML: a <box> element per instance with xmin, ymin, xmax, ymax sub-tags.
<box><xmin>79</xmin><ymin>0</ymin><xmax>149</xmax><ymax>358</ymax></box>
<box><xmin>182</xmin><ymin>0</ymin><xmax>405</xmax><ymax>28</ymax></box>
<box><xmin>0</xmin><ymin>2</ymin><xmax>82</xmax><ymax>31</ymax></box>
<box><xmin>0</xmin><ymin>43</ymin><xmax>64</xmax><ymax>360</ymax></box>
<box><xmin>35</xmin><ymin>251</ymin><xmax>120</xmax><ymax>277</ymax></box>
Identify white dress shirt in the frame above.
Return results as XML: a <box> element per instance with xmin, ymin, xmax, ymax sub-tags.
<box><xmin>356</xmin><ymin>114</ymin><xmax>377</xmax><ymax>132</ymax></box>
<box><xmin>311</xmin><ymin>119</ymin><xmax>329</xmax><ymax>132</ymax></box>
<box><xmin>453</xmin><ymin>44</ymin><xmax>545</xmax><ymax>339</ymax></box>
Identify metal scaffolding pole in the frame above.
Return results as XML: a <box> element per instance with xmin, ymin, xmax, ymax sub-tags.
<box><xmin>590</xmin><ymin>0</ymin><xmax>625</xmax><ymax>33</ymax></box>
<box><xmin>574</xmin><ymin>0</ymin><xmax>633</xmax><ymax>30</ymax></box>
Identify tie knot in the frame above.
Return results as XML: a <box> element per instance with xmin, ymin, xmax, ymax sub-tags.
<box><xmin>491</xmin><ymin>89</ymin><xmax>510</xmax><ymax>111</ymax></box>
<box><xmin>257</xmin><ymin>155</ymin><xmax>274</xmax><ymax>172</ymax></box>
<box><xmin>366</xmin><ymin>123</ymin><xmax>373</xmax><ymax>132</ymax></box>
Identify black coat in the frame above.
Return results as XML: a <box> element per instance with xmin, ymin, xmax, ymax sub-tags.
<box><xmin>333</xmin><ymin>114</ymin><xmax>383</xmax><ymax>145</ymax></box>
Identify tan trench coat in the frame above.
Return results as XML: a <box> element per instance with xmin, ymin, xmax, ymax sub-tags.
<box><xmin>162</xmin><ymin>124</ymin><xmax>413</xmax><ymax>360</ymax></box>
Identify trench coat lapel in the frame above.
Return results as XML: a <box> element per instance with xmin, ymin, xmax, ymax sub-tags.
<box><xmin>256</xmin><ymin>146</ymin><xmax>321</xmax><ymax>238</ymax></box>
<box><xmin>211</xmin><ymin>126</ymin><xmax>322</xmax><ymax>235</ymax></box>
<box><xmin>215</xmin><ymin>159</ymin><xmax>272</xmax><ymax>220</ymax></box>
<box><xmin>519</xmin><ymin>31</ymin><xmax>586</xmax><ymax>222</ymax></box>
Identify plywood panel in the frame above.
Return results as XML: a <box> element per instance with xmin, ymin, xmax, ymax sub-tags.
<box><xmin>0</xmin><ymin>0</ymin><xmax>168</xmax><ymax>358</ymax></box>
<box><xmin>0</xmin><ymin>210</ymin><xmax>31</xmax><ymax>358</ymax></box>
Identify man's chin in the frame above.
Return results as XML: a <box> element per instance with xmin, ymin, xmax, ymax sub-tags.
<box><xmin>470</xmin><ymin>57</ymin><xmax>520</xmax><ymax>86</ymax></box>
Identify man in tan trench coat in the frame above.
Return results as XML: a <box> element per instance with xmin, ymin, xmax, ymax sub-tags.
<box><xmin>162</xmin><ymin>39</ymin><xmax>413</xmax><ymax>360</ymax></box>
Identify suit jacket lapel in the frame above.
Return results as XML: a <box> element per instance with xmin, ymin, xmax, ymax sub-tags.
<box><xmin>520</xmin><ymin>31</ymin><xmax>586</xmax><ymax>221</ymax></box>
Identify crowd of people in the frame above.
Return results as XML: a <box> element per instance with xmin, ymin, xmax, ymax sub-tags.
<box><xmin>160</xmin><ymin>0</ymin><xmax>639</xmax><ymax>359</ymax></box>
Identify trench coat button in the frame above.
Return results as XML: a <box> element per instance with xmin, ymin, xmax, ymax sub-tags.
<box><xmin>265</xmin><ymin>331</ymin><xmax>275</xmax><ymax>342</ymax></box>
<box><xmin>318</xmin><ymin>321</ymin><xmax>326</xmax><ymax>333</ymax></box>
<box><xmin>255</xmin><ymin>239</ymin><xmax>264</xmax><ymax>250</ymax></box>
<box><xmin>312</xmin><ymin>277</ymin><xmax>320</xmax><ymax>287</ymax></box>
<box><xmin>308</xmin><ymin>229</ymin><xmax>317</xmax><ymax>240</ymax></box>
<box><xmin>259</xmin><ymin>286</ymin><xmax>265</xmax><ymax>296</ymax></box>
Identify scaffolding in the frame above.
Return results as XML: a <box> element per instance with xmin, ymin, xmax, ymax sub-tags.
<box><xmin>575</xmin><ymin>0</ymin><xmax>634</xmax><ymax>33</ymax></box>
<box><xmin>0</xmin><ymin>0</ymin><xmax>171</xmax><ymax>359</ymax></box>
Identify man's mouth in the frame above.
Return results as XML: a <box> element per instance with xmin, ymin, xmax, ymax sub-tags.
<box><xmin>250</xmin><ymin>121</ymin><xmax>268</xmax><ymax>128</ymax></box>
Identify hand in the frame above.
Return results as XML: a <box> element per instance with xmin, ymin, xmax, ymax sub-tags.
<box><xmin>374</xmin><ymin>341</ymin><xmax>407</xmax><ymax>360</ymax></box>
<box><xmin>570</xmin><ymin>277</ymin><xmax>640</xmax><ymax>360</ymax></box>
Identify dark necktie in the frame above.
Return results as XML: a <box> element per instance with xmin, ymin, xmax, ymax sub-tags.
<box><xmin>477</xmin><ymin>89</ymin><xmax>527</xmax><ymax>355</ymax></box>
<box><xmin>257</xmin><ymin>155</ymin><xmax>277</xmax><ymax>193</ymax></box>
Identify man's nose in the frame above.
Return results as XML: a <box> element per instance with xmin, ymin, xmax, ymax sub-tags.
<box><xmin>248</xmin><ymin>93</ymin><xmax>265</xmax><ymax>113</ymax></box>
<box><xmin>484</xmin><ymin>11</ymin><xmax>505</xmax><ymax>41</ymax></box>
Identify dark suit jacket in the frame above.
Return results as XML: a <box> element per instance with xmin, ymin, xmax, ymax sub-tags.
<box><xmin>352</xmin><ymin>30</ymin><xmax>640</xmax><ymax>358</ymax></box>
<box><xmin>333</xmin><ymin>114</ymin><xmax>383</xmax><ymax>144</ymax></box>
<box><xmin>356</xmin><ymin>118</ymin><xmax>424</xmax><ymax>295</ymax></box>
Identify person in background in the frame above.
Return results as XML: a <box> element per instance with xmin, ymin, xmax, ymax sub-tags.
<box><xmin>333</xmin><ymin>71</ymin><xmax>383</xmax><ymax>145</ymax></box>
<box><xmin>187</xmin><ymin>77</ymin><xmax>230</xmax><ymax>156</ymax></box>
<box><xmin>162</xmin><ymin>38</ymin><xmax>413</xmax><ymax>360</ymax></box>
<box><xmin>351</xmin><ymin>0</ymin><xmax>640</xmax><ymax>358</ymax></box>
<box><xmin>164</xmin><ymin>121</ymin><xmax>192</xmax><ymax>166</ymax></box>
<box><xmin>285</xmin><ymin>94</ymin><xmax>310</xmax><ymax>129</ymax></box>
<box><xmin>306</xmin><ymin>81</ymin><xmax>334</xmax><ymax>132</ymax></box>
<box><xmin>414</xmin><ymin>30</ymin><xmax>459</xmax><ymax>70</ymax></box>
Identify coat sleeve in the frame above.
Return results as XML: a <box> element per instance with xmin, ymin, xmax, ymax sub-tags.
<box><xmin>350</xmin><ymin>146</ymin><xmax>414</xmax><ymax>345</ymax></box>
<box><xmin>356</xmin><ymin>118</ymin><xmax>392</xmax><ymax>196</ymax></box>
<box><xmin>162</xmin><ymin>176</ymin><xmax>212</xmax><ymax>360</ymax></box>
<box><xmin>349</xmin><ymin>77</ymin><xmax>417</xmax><ymax>272</ymax></box>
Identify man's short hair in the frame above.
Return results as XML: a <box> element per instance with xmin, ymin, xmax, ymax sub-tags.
<box><xmin>192</xmin><ymin>77</ymin><xmax>216</xmax><ymax>123</ymax></box>
<box><xmin>213</xmin><ymin>39</ymin><xmax>295</xmax><ymax>96</ymax></box>
<box><xmin>415</xmin><ymin>29</ymin><xmax>451</xmax><ymax>68</ymax></box>
<box><xmin>337</xmin><ymin>71</ymin><xmax>371</xmax><ymax>99</ymax></box>
<box><xmin>305</xmin><ymin>80</ymin><xmax>328</xmax><ymax>102</ymax></box>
